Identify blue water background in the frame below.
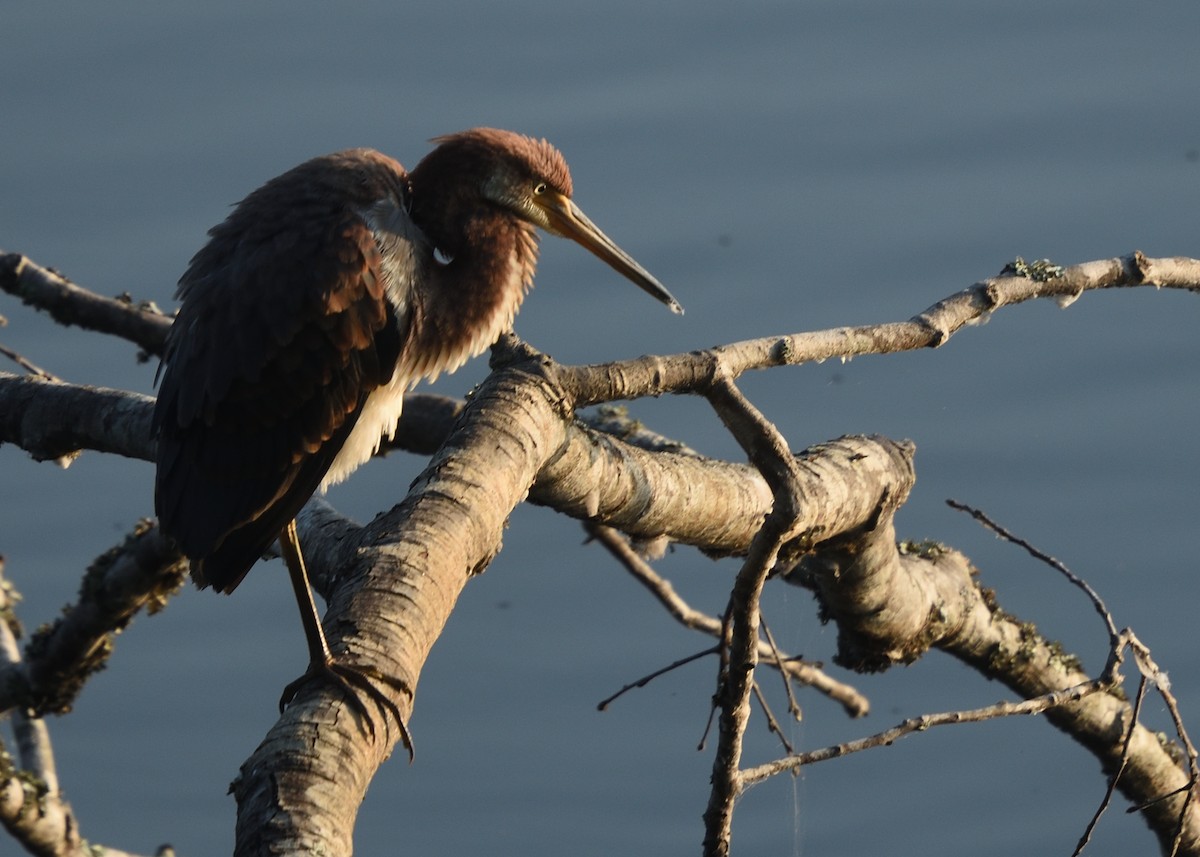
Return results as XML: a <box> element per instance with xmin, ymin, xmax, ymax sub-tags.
<box><xmin>3</xmin><ymin>2</ymin><xmax>1199</xmax><ymax>854</ymax></box>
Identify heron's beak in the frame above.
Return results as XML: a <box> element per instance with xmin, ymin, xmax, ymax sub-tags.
<box><xmin>535</xmin><ymin>191</ymin><xmax>684</xmax><ymax>315</ymax></box>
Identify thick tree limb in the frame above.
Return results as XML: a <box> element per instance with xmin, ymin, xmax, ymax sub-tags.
<box><xmin>0</xmin><ymin>369</ymin><xmax>907</xmax><ymax>563</ymax></box>
<box><xmin>786</xmin><ymin>540</ymin><xmax>1200</xmax><ymax>854</ymax></box>
<box><xmin>228</xmin><ymin>351</ymin><xmax>574</xmax><ymax>854</ymax></box>
<box><xmin>0</xmin><ymin>372</ymin><xmax>154</xmax><ymax>463</ymax></box>
<box><xmin>226</xmin><ymin>354</ymin><xmax>919</xmax><ymax>854</ymax></box>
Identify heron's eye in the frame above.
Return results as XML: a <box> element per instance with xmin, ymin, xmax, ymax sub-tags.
<box><xmin>533</xmin><ymin>182</ymin><xmax>548</xmax><ymax>196</ymax></box>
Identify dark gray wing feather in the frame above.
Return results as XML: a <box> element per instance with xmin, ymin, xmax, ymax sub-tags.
<box><xmin>153</xmin><ymin>151</ymin><xmax>411</xmax><ymax>592</ymax></box>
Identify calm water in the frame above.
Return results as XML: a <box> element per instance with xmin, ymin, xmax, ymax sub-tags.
<box><xmin>3</xmin><ymin>2</ymin><xmax>1200</xmax><ymax>854</ymax></box>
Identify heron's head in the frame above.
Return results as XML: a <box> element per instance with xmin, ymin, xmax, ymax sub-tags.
<box><xmin>416</xmin><ymin>128</ymin><xmax>682</xmax><ymax>314</ymax></box>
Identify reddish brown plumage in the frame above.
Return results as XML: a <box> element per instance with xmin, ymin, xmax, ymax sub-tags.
<box><xmin>154</xmin><ymin>128</ymin><xmax>679</xmax><ymax>594</ymax></box>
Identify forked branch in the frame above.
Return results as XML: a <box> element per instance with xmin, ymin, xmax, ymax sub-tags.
<box><xmin>1</xmin><ymin>250</ymin><xmax>1198</xmax><ymax>856</ymax></box>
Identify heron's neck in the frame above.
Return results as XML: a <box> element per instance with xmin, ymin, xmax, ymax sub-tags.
<box><xmin>406</xmin><ymin>211</ymin><xmax>541</xmax><ymax>384</ymax></box>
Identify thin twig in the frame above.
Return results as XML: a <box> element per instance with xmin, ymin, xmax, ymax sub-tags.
<box><xmin>698</xmin><ymin>599</ymin><xmax>734</xmax><ymax>753</ymax></box>
<box><xmin>1126</xmin><ymin>635</ymin><xmax>1200</xmax><ymax>857</ymax></box>
<box><xmin>947</xmin><ymin>499</ymin><xmax>1119</xmax><ymax>642</ymax></box>
<box><xmin>951</xmin><ymin>501</ymin><xmax>1199</xmax><ymax>850</ymax></box>
<box><xmin>750</xmin><ymin>679</ymin><xmax>794</xmax><ymax>755</ymax></box>
<box><xmin>741</xmin><ymin>679</ymin><xmax>1109</xmax><ymax>789</ymax></box>
<box><xmin>596</xmin><ymin>647</ymin><xmax>718</xmax><ymax>711</ymax></box>
<box><xmin>586</xmin><ymin>522</ymin><xmax>867</xmax><ymax>716</ymax></box>
<box><xmin>759</xmin><ymin>615</ymin><xmax>801</xmax><ymax>722</ymax></box>
<box><xmin>0</xmin><ymin>342</ymin><xmax>59</xmax><ymax>381</ymax></box>
<box><xmin>1075</xmin><ymin>674</ymin><xmax>1148</xmax><ymax>856</ymax></box>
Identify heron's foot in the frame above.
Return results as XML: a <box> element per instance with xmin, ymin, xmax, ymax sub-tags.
<box><xmin>279</xmin><ymin>658</ymin><xmax>415</xmax><ymax>761</ymax></box>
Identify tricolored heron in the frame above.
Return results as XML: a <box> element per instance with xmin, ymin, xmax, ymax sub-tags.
<box><xmin>152</xmin><ymin>128</ymin><xmax>682</xmax><ymax>750</ymax></box>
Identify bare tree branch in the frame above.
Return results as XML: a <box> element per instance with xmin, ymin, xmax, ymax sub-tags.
<box><xmin>0</xmin><ymin>523</ymin><xmax>187</xmax><ymax>717</ymax></box>
<box><xmin>585</xmin><ymin>522</ymin><xmax>868</xmax><ymax>717</ymax></box>
<box><xmin>4</xmin><ymin>251</ymin><xmax>1199</xmax><ymax>855</ymax></box>
<box><xmin>564</xmin><ymin>252</ymin><xmax>1200</xmax><ymax>404</ymax></box>
<box><xmin>0</xmin><ymin>252</ymin><xmax>169</xmax><ymax>357</ymax></box>
<box><xmin>785</xmin><ymin>540</ymin><xmax>1200</xmax><ymax>853</ymax></box>
<box><xmin>741</xmin><ymin>678</ymin><xmax>1110</xmax><ymax>786</ymax></box>
<box><xmin>701</xmin><ymin>365</ymin><xmax>819</xmax><ymax>857</ymax></box>
<box><xmin>228</xmin><ymin>352</ymin><xmax>920</xmax><ymax>853</ymax></box>
<box><xmin>0</xmin><ymin>559</ymin><xmax>166</xmax><ymax>857</ymax></box>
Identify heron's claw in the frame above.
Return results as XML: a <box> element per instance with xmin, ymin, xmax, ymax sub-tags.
<box><xmin>280</xmin><ymin>658</ymin><xmax>415</xmax><ymax>761</ymax></box>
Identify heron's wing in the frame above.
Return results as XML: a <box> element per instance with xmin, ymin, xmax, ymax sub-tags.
<box><xmin>152</xmin><ymin>151</ymin><xmax>413</xmax><ymax>592</ymax></box>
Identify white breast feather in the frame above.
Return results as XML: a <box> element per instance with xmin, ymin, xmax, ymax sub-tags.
<box><xmin>320</xmin><ymin>202</ymin><xmax>531</xmax><ymax>489</ymax></box>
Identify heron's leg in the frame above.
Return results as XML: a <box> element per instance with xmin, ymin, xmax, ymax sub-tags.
<box><xmin>277</xmin><ymin>518</ymin><xmax>415</xmax><ymax>759</ymax></box>
<box><xmin>279</xmin><ymin>517</ymin><xmax>334</xmax><ymax>665</ymax></box>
